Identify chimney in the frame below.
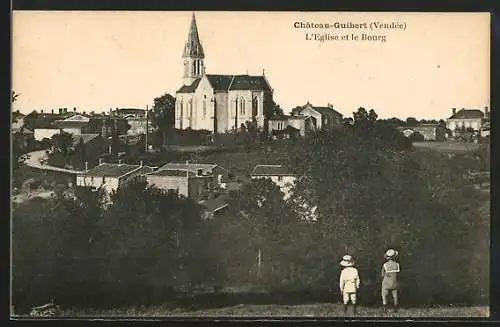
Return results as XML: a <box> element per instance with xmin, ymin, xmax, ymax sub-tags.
<box><xmin>327</xmin><ymin>103</ymin><xmax>333</xmax><ymax>109</ymax></box>
<box><xmin>73</xmin><ymin>107</ymin><xmax>77</xmax><ymax>112</ymax></box>
<box><xmin>485</xmin><ymin>106</ymin><xmax>489</xmax><ymax>116</ymax></box>
<box><xmin>64</xmin><ymin>108</ymin><xmax>68</xmax><ymax>113</ymax></box>
<box><xmin>98</xmin><ymin>158</ymin><xmax>104</xmax><ymax>165</ymax></box>
<box><xmin>51</xmin><ymin>109</ymin><xmax>54</xmax><ymax>114</ymax></box>
<box><xmin>452</xmin><ymin>108</ymin><xmax>456</xmax><ymax>115</ymax></box>
<box><xmin>85</xmin><ymin>161</ymin><xmax>88</xmax><ymax>172</ymax></box>
<box><xmin>262</xmin><ymin>69</ymin><xmax>265</xmax><ymax>76</ymax></box>
<box><xmin>41</xmin><ymin>110</ymin><xmax>44</xmax><ymax>114</ymax></box>
<box><xmin>59</xmin><ymin>108</ymin><xmax>63</xmax><ymax>114</ymax></box>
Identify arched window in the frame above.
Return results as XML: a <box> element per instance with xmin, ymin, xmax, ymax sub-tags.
<box><xmin>180</xmin><ymin>101</ymin><xmax>183</xmax><ymax>117</ymax></box>
<box><xmin>189</xmin><ymin>99</ymin><xmax>193</xmax><ymax>117</ymax></box>
<box><xmin>235</xmin><ymin>98</ymin><xmax>238</xmax><ymax>116</ymax></box>
<box><xmin>252</xmin><ymin>96</ymin><xmax>258</xmax><ymax>116</ymax></box>
<box><xmin>203</xmin><ymin>100</ymin><xmax>207</xmax><ymax>117</ymax></box>
<box><xmin>240</xmin><ymin>97</ymin><xmax>245</xmax><ymax>115</ymax></box>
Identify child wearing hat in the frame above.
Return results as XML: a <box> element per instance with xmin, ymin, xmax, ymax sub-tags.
<box><xmin>381</xmin><ymin>249</ymin><xmax>400</xmax><ymax>313</ymax></box>
<box><xmin>339</xmin><ymin>254</ymin><xmax>360</xmax><ymax>315</ymax></box>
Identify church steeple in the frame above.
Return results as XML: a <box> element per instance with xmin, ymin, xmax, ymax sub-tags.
<box><xmin>182</xmin><ymin>12</ymin><xmax>205</xmax><ymax>85</ymax></box>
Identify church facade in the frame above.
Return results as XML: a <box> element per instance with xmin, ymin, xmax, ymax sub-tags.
<box><xmin>175</xmin><ymin>13</ymin><xmax>274</xmax><ymax>134</ymax></box>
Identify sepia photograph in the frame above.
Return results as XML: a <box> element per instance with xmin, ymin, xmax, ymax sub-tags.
<box><xmin>11</xmin><ymin>11</ymin><xmax>490</xmax><ymax>319</ymax></box>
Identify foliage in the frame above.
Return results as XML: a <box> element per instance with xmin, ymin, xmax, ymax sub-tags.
<box><xmin>12</xmin><ymin>90</ymin><xmax>20</xmax><ymax>103</ymax></box>
<box><xmin>151</xmin><ymin>93</ymin><xmax>176</xmax><ymax>146</ymax></box>
<box><xmin>12</xmin><ymin>180</ymin><xmax>213</xmax><ymax>310</ymax></box>
<box><xmin>284</xmin><ymin>110</ymin><xmax>488</xmax><ymax>305</ymax></box>
<box><xmin>406</xmin><ymin>117</ymin><xmax>419</xmax><ymax>127</ymax></box>
<box><xmin>51</xmin><ymin>132</ymin><xmax>74</xmax><ymax>157</ymax></box>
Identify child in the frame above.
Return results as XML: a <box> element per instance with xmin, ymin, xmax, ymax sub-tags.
<box><xmin>339</xmin><ymin>254</ymin><xmax>360</xmax><ymax>315</ymax></box>
<box><xmin>381</xmin><ymin>249</ymin><xmax>400</xmax><ymax>313</ymax></box>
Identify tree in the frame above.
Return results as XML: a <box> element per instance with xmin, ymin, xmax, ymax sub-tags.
<box><xmin>406</xmin><ymin>117</ymin><xmax>419</xmax><ymax>127</ymax></box>
<box><xmin>78</xmin><ymin>137</ymin><xmax>87</xmax><ymax>164</ymax></box>
<box><xmin>286</xmin><ymin>124</ymin><xmax>486</xmax><ymax>305</ymax></box>
<box><xmin>228</xmin><ymin>178</ymin><xmax>293</xmax><ymax>283</ymax></box>
<box><xmin>12</xmin><ymin>90</ymin><xmax>20</xmax><ymax>103</ymax></box>
<box><xmin>151</xmin><ymin>93</ymin><xmax>176</xmax><ymax>147</ymax></box>
<box><xmin>290</xmin><ymin>106</ymin><xmax>303</xmax><ymax>116</ymax></box>
<box><xmin>51</xmin><ymin>132</ymin><xmax>74</xmax><ymax>157</ymax></box>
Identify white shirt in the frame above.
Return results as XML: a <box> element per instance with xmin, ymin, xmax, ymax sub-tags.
<box><xmin>339</xmin><ymin>266</ymin><xmax>360</xmax><ymax>293</ymax></box>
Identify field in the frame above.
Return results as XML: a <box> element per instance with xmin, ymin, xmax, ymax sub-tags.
<box><xmin>44</xmin><ymin>303</ymin><xmax>489</xmax><ymax>319</ymax></box>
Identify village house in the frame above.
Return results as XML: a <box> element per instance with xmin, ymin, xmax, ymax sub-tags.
<box><xmin>34</xmin><ymin>128</ymin><xmax>61</xmax><ymax>141</ymax></box>
<box><xmin>175</xmin><ymin>13</ymin><xmax>274</xmax><ymax>133</ymax></box>
<box><xmin>292</xmin><ymin>102</ymin><xmax>343</xmax><ymax>130</ymax></box>
<box><xmin>146</xmin><ymin>162</ymin><xmax>229</xmax><ymax>199</ymax></box>
<box><xmin>52</xmin><ymin>114</ymin><xmax>90</xmax><ymax>136</ymax></box>
<box><xmin>111</xmin><ymin>108</ymin><xmax>147</xmax><ymax>119</ymax></box>
<box><xmin>199</xmin><ymin>194</ymin><xmax>230</xmax><ymax>220</ymax></box>
<box><xmin>399</xmin><ymin>123</ymin><xmax>447</xmax><ymax>141</ymax></box>
<box><xmin>87</xmin><ymin>116</ymin><xmax>130</xmax><ymax>137</ymax></box>
<box><xmin>268</xmin><ymin>115</ymin><xmax>316</xmax><ymax>138</ymax></box>
<box><xmin>446</xmin><ymin>107</ymin><xmax>488</xmax><ymax>136</ymax></box>
<box><xmin>250</xmin><ymin>164</ymin><xmax>297</xmax><ymax>199</ymax></box>
<box><xmin>76</xmin><ymin>161</ymin><xmax>156</xmax><ymax>194</ymax></box>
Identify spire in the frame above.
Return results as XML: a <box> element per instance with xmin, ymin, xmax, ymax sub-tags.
<box><xmin>183</xmin><ymin>12</ymin><xmax>205</xmax><ymax>59</ymax></box>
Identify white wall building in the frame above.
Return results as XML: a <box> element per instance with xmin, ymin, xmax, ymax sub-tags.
<box><xmin>76</xmin><ymin>162</ymin><xmax>155</xmax><ymax>195</ymax></box>
<box><xmin>250</xmin><ymin>164</ymin><xmax>296</xmax><ymax>200</ymax></box>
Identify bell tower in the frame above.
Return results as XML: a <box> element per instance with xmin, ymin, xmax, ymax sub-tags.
<box><xmin>182</xmin><ymin>12</ymin><xmax>205</xmax><ymax>86</ymax></box>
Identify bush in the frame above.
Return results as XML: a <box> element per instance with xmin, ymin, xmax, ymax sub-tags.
<box><xmin>11</xmin><ymin>181</ymin><xmax>216</xmax><ymax>312</ymax></box>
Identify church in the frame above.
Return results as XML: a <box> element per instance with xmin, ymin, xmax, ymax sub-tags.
<box><xmin>175</xmin><ymin>13</ymin><xmax>274</xmax><ymax>134</ymax></box>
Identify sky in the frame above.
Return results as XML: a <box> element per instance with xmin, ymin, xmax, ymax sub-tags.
<box><xmin>12</xmin><ymin>11</ymin><xmax>490</xmax><ymax>119</ymax></box>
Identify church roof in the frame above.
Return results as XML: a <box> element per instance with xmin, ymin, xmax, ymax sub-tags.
<box><xmin>177</xmin><ymin>78</ymin><xmax>202</xmax><ymax>93</ymax></box>
<box><xmin>183</xmin><ymin>13</ymin><xmax>205</xmax><ymax>59</ymax></box>
<box><xmin>230</xmin><ymin>75</ymin><xmax>272</xmax><ymax>91</ymax></box>
<box><xmin>206</xmin><ymin>75</ymin><xmax>234</xmax><ymax>91</ymax></box>
<box><xmin>177</xmin><ymin>74</ymin><xmax>272</xmax><ymax>94</ymax></box>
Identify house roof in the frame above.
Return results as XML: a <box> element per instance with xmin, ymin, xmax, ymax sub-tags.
<box><xmin>251</xmin><ymin>164</ymin><xmax>294</xmax><ymax>176</ymax></box>
<box><xmin>159</xmin><ymin>162</ymin><xmax>220</xmax><ymax>173</ymax></box>
<box><xmin>448</xmin><ymin>109</ymin><xmax>484</xmax><ymax>120</ymax></box>
<box><xmin>115</xmin><ymin>108</ymin><xmax>145</xmax><ymax>114</ymax></box>
<box><xmin>147</xmin><ymin>169</ymin><xmax>197</xmax><ymax>177</ymax></box>
<box><xmin>82</xmin><ymin>163</ymin><xmax>143</xmax><ymax>178</ymax></box>
<box><xmin>12</xmin><ymin>127</ymin><xmax>33</xmax><ymax>134</ymax></box>
<box><xmin>300</xmin><ymin>103</ymin><xmax>343</xmax><ymax>117</ymax></box>
<box><xmin>71</xmin><ymin>133</ymin><xmax>102</xmax><ymax>145</ymax></box>
<box><xmin>200</xmin><ymin>195</ymin><xmax>230</xmax><ymax>213</ymax></box>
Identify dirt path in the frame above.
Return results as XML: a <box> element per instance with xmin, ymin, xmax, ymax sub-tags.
<box><xmin>24</xmin><ymin>150</ymin><xmax>83</xmax><ymax>175</ymax></box>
